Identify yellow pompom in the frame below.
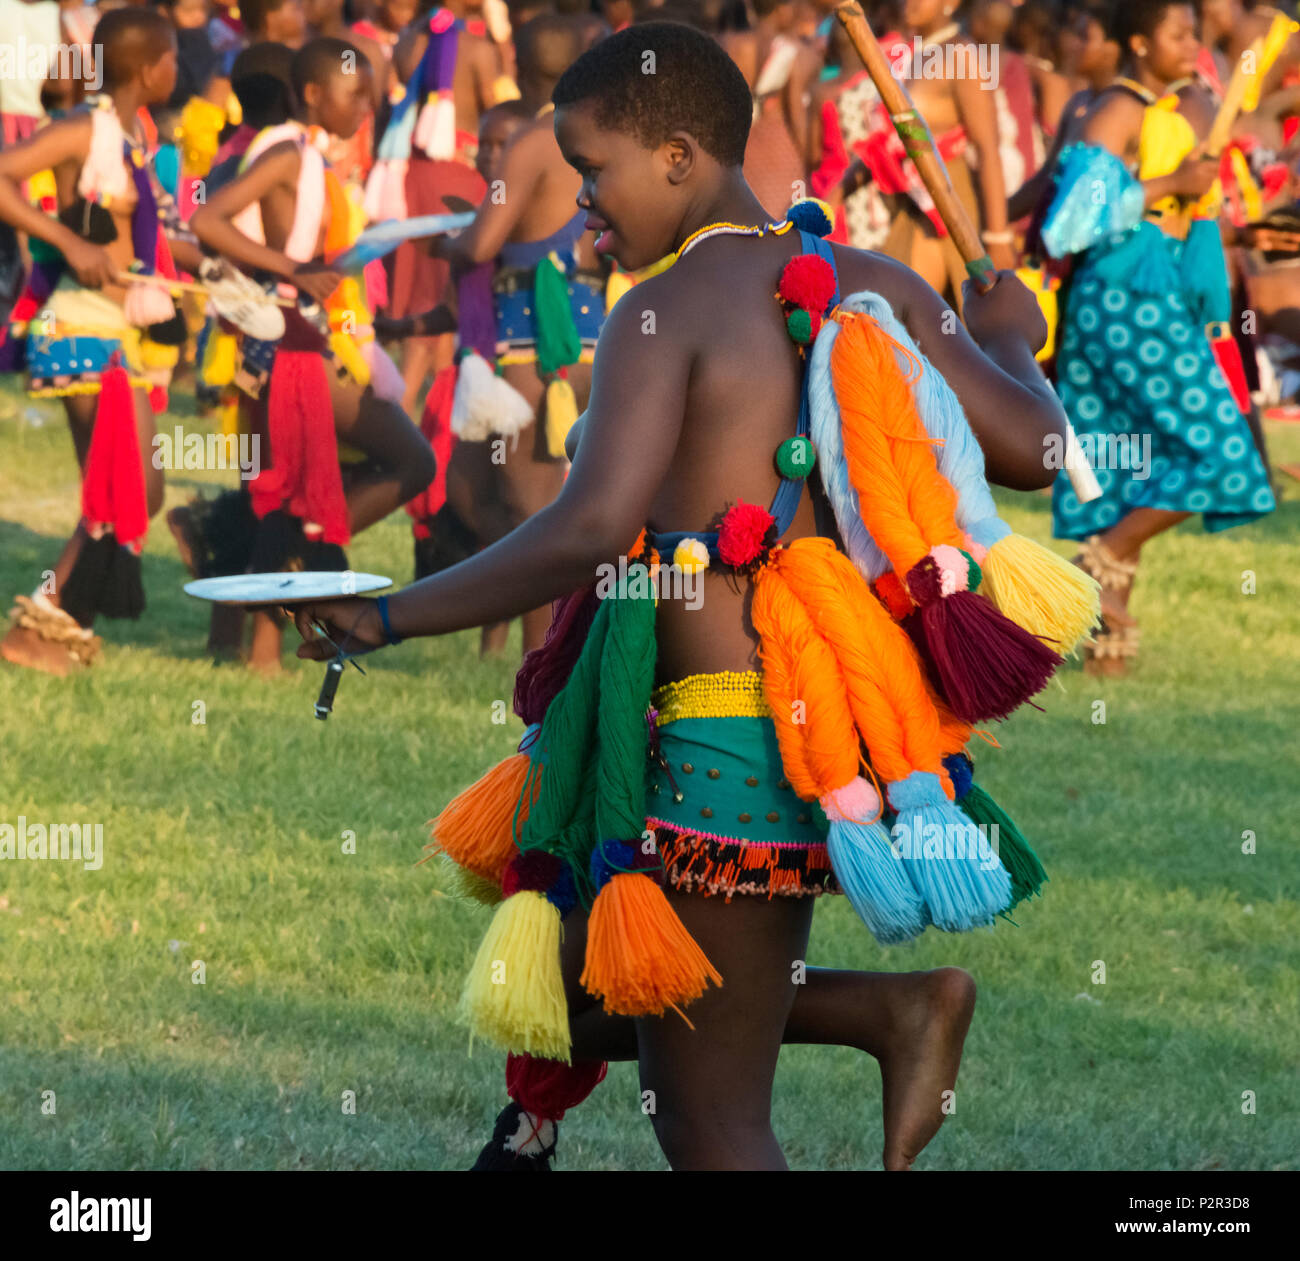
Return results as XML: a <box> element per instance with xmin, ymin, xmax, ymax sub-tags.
<box><xmin>981</xmin><ymin>532</ymin><xmax>1101</xmax><ymax>656</ymax></box>
<box><xmin>460</xmin><ymin>891</ymin><xmax>571</xmax><ymax>1060</ymax></box>
<box><xmin>544</xmin><ymin>374</ymin><xmax>579</xmax><ymax>458</ymax></box>
<box><xmin>672</xmin><ymin>537</ymin><xmax>710</xmax><ymax>574</ymax></box>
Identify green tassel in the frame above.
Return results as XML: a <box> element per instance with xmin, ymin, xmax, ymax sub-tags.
<box><xmin>958</xmin><ymin>782</ymin><xmax>1048</xmax><ymax>911</ymax></box>
<box><xmin>534</xmin><ymin>252</ymin><xmax>582</xmax><ymax>375</ymax></box>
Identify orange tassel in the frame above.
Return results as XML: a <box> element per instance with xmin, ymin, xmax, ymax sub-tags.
<box><xmin>424</xmin><ymin>752</ymin><xmax>540</xmax><ymax>884</ymax></box>
<box><xmin>581</xmin><ymin>873</ymin><xmax>722</xmax><ymax>1016</ymax></box>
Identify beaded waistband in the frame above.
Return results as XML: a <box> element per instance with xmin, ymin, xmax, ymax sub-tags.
<box><xmin>651</xmin><ymin>670</ymin><xmax>770</xmax><ymax>724</ymax></box>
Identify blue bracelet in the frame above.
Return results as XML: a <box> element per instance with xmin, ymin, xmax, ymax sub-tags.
<box><xmin>376</xmin><ymin>595</ymin><xmax>402</xmax><ymax>646</ymax></box>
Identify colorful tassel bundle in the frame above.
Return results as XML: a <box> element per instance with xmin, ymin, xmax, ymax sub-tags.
<box><xmin>752</xmin><ymin>539</ymin><xmax>1012</xmax><ymax>939</ymax></box>
<box><xmin>824</xmin><ymin>310</ymin><xmax>1061</xmax><ymax>722</ymax></box>
<box><xmin>458</xmin><ymin>559</ymin><xmax>718</xmax><ymax>1057</ymax></box>
<box><xmin>824</xmin><ymin>291</ymin><xmax>1099</xmax><ymax>656</ymax></box>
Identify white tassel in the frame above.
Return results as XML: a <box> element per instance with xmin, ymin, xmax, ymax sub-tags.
<box><xmin>415</xmin><ymin>94</ymin><xmax>457</xmax><ymax>161</ymax></box>
<box><xmin>364</xmin><ymin>159</ymin><xmax>408</xmax><ymax>223</ymax></box>
<box><xmin>451</xmin><ymin>352</ymin><xmax>534</xmax><ymax>441</ymax></box>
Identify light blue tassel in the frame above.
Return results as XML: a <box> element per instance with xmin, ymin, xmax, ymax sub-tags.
<box><xmin>888</xmin><ymin>772</ymin><xmax>1012</xmax><ymax>932</ymax></box>
<box><xmin>826</xmin><ymin>817</ymin><xmax>929</xmax><ymax>945</ymax></box>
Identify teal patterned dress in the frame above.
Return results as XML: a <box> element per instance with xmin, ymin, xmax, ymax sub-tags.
<box><xmin>1042</xmin><ymin>143</ymin><xmax>1275</xmax><ymax>539</ymax></box>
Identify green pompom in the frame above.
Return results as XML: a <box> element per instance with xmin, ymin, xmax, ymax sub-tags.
<box><xmin>959</xmin><ymin>549</ymin><xmax>982</xmax><ymax>592</ymax></box>
<box><xmin>775</xmin><ymin>435</ymin><xmax>816</xmax><ymax>479</ymax></box>
<box><xmin>785</xmin><ymin>308</ymin><xmax>812</xmax><ymax>344</ymax></box>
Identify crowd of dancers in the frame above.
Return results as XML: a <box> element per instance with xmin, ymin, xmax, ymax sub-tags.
<box><xmin>0</xmin><ymin>0</ymin><xmax>1291</xmax><ymax>680</ymax></box>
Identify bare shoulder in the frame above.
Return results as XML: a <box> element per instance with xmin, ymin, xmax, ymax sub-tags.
<box><xmin>828</xmin><ymin>243</ymin><xmax>920</xmax><ymax>314</ymax></box>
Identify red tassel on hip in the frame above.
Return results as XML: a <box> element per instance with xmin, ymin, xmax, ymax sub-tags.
<box><xmin>251</xmin><ymin>350</ymin><xmax>350</xmax><ymax>545</ymax></box>
<box><xmin>81</xmin><ymin>362</ymin><xmax>148</xmax><ymax>550</ymax></box>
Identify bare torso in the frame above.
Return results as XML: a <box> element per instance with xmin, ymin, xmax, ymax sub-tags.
<box><xmin>643</xmin><ymin>233</ymin><xmax>901</xmax><ymax>684</ymax></box>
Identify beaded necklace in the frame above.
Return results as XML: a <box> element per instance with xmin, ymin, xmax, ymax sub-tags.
<box><xmin>674</xmin><ymin>217</ymin><xmax>794</xmax><ymax>261</ymax></box>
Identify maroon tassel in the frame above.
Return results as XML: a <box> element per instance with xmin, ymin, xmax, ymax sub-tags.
<box><xmin>512</xmin><ymin>583</ymin><xmax>600</xmax><ymax>724</ymax></box>
<box><xmin>505</xmin><ymin>1053</ymin><xmax>608</xmax><ymax>1121</ymax></box>
<box><xmin>916</xmin><ymin>589</ymin><xmax>1061</xmax><ymax>722</ymax></box>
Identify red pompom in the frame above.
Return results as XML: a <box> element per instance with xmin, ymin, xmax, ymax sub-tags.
<box><xmin>778</xmin><ymin>254</ymin><xmax>837</xmax><ymax>315</ymax></box>
<box><xmin>875</xmin><ymin>570</ymin><xmax>914</xmax><ymax>620</ymax></box>
<box><xmin>502</xmin><ymin>849</ymin><xmax>563</xmax><ymax>897</ymax></box>
<box><xmin>718</xmin><ymin>499</ymin><xmax>776</xmax><ymax>568</ymax></box>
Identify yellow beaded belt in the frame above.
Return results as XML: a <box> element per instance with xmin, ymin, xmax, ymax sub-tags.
<box><xmin>651</xmin><ymin>670</ymin><xmax>770</xmax><ymax>724</ymax></box>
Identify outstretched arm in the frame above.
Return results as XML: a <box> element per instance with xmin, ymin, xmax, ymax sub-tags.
<box><xmin>294</xmin><ymin>280</ymin><xmax>690</xmax><ymax>654</ymax></box>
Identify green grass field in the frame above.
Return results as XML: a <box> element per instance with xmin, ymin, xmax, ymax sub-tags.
<box><xmin>1</xmin><ymin>383</ymin><xmax>1297</xmax><ymax>1171</ymax></box>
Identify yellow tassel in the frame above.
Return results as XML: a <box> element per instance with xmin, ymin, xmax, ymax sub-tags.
<box><xmin>425</xmin><ymin>752</ymin><xmax>539</xmax><ymax>884</ymax></box>
<box><xmin>581</xmin><ymin>873</ymin><xmax>722</xmax><ymax>1017</ymax></box>
<box><xmin>544</xmin><ymin>375</ymin><xmax>579</xmax><ymax>458</ymax></box>
<box><xmin>981</xmin><ymin>533</ymin><xmax>1100</xmax><ymax>656</ymax></box>
<box><xmin>329</xmin><ymin>330</ymin><xmax>371</xmax><ymax>388</ymax></box>
<box><xmin>444</xmin><ymin>862</ymin><xmax>504</xmax><ymax>905</ymax></box>
<box><xmin>202</xmin><ymin>328</ymin><xmax>237</xmax><ymax>387</ymax></box>
<box><xmin>1015</xmin><ymin>266</ymin><xmax>1058</xmax><ymax>364</ymax></box>
<box><xmin>459</xmin><ymin>891</ymin><xmax>571</xmax><ymax>1060</ymax></box>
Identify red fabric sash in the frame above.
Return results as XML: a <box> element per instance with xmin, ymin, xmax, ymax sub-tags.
<box><xmin>252</xmin><ymin>350</ymin><xmax>351</xmax><ymax>544</ymax></box>
<box><xmin>81</xmin><ymin>363</ymin><xmax>148</xmax><ymax>551</ymax></box>
<box><xmin>406</xmin><ymin>362</ymin><xmax>456</xmax><ymax>533</ymax></box>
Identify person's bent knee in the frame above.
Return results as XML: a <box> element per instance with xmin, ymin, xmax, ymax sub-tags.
<box><xmin>399</xmin><ymin>440</ymin><xmax>437</xmax><ymax>501</ymax></box>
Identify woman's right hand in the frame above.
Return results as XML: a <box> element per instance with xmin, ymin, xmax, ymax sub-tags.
<box><xmin>291</xmin><ymin>261</ymin><xmax>345</xmax><ymax>306</ymax></box>
<box><xmin>64</xmin><ymin>238</ymin><xmax>117</xmax><ymax>289</ymax></box>
<box><xmin>1173</xmin><ymin>150</ymin><xmax>1219</xmax><ymax>200</ymax></box>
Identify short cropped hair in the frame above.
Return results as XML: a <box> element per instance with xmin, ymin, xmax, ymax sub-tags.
<box><xmin>290</xmin><ymin>36</ymin><xmax>364</xmax><ymax>101</ymax></box>
<box><xmin>95</xmin><ymin>6</ymin><xmax>175</xmax><ymax>90</ymax></box>
<box><xmin>232</xmin><ymin>41</ymin><xmax>297</xmax><ymax>129</ymax></box>
<box><xmin>552</xmin><ymin>21</ymin><xmax>752</xmax><ymax>167</ymax></box>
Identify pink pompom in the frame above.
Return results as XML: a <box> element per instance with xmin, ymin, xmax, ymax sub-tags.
<box><xmin>820</xmin><ymin>776</ymin><xmax>882</xmax><ymax>823</ymax></box>
<box><xmin>930</xmin><ymin>544</ymin><xmax>970</xmax><ymax>597</ymax></box>
<box><xmin>963</xmin><ymin>536</ymin><xmax>989</xmax><ymax>565</ymax></box>
<box><xmin>777</xmin><ymin>253</ymin><xmax>837</xmax><ymax>314</ymax></box>
<box><xmin>717</xmin><ymin>499</ymin><xmax>776</xmax><ymax>568</ymax></box>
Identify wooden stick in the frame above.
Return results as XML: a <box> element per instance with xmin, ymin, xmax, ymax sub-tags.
<box><xmin>116</xmin><ymin>271</ymin><xmax>296</xmax><ymax>308</ymax></box>
<box><xmin>833</xmin><ymin>2</ymin><xmax>1102</xmax><ymax>503</ymax></box>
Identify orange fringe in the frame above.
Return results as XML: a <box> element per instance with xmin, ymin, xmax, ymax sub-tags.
<box><xmin>581</xmin><ymin>872</ymin><xmax>722</xmax><ymax>1016</ymax></box>
<box><xmin>423</xmin><ymin>752</ymin><xmax>540</xmax><ymax>884</ymax></box>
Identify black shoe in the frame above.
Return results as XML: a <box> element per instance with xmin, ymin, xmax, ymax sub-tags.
<box><xmin>469</xmin><ymin>1102</ymin><xmax>556</xmax><ymax>1171</ymax></box>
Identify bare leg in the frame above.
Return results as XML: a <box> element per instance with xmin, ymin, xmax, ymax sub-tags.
<box><xmin>560</xmin><ymin>907</ymin><xmax>975</xmax><ymax>1169</ymax></box>
<box><xmin>247</xmin><ymin>609</ymin><xmax>282</xmax><ymax>675</ymax></box>
<box><xmin>399</xmin><ymin>332</ymin><xmax>453</xmax><ymax>418</ymax></box>
<box><xmin>330</xmin><ymin>379</ymin><xmax>436</xmax><ymax>535</ymax></box>
<box><xmin>634</xmin><ymin>890</ymin><xmax>811</xmax><ymax>1170</ymax></box>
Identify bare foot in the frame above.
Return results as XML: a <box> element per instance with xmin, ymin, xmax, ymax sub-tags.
<box><xmin>1</xmin><ymin>623</ymin><xmax>81</xmax><ymax>676</ymax></box>
<box><xmin>876</xmin><ymin>967</ymin><xmax>977</xmax><ymax>1170</ymax></box>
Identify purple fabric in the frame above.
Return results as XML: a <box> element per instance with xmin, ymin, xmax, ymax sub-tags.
<box><xmin>457</xmin><ymin>261</ymin><xmax>496</xmax><ymax>359</ymax></box>
<box><xmin>128</xmin><ymin>148</ymin><xmax>157</xmax><ymax>273</ymax></box>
